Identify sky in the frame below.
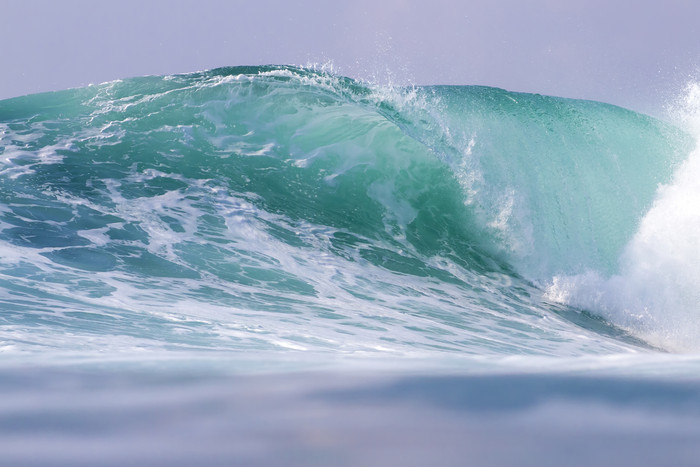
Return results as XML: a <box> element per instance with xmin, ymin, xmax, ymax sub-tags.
<box><xmin>3</xmin><ymin>0</ymin><xmax>700</xmax><ymax>115</ymax></box>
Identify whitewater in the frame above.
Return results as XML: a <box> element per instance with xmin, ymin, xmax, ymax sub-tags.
<box><xmin>1</xmin><ymin>66</ymin><xmax>700</xmax><ymax>466</ymax></box>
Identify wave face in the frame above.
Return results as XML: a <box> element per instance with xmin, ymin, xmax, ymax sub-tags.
<box><xmin>0</xmin><ymin>66</ymin><xmax>695</xmax><ymax>361</ymax></box>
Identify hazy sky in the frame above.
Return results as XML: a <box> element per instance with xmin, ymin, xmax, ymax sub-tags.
<box><xmin>3</xmin><ymin>0</ymin><xmax>700</xmax><ymax>114</ymax></box>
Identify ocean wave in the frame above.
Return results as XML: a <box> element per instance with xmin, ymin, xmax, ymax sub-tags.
<box><xmin>0</xmin><ymin>65</ymin><xmax>695</xmax><ymax>358</ymax></box>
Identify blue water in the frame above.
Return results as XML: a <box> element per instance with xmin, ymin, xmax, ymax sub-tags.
<box><xmin>2</xmin><ymin>66</ymin><xmax>700</xmax><ymax>466</ymax></box>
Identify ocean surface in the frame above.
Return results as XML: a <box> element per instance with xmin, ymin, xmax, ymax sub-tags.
<box><xmin>1</xmin><ymin>65</ymin><xmax>700</xmax><ymax>466</ymax></box>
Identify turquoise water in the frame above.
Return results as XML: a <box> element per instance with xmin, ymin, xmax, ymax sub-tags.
<box><xmin>2</xmin><ymin>66</ymin><xmax>700</xmax><ymax>465</ymax></box>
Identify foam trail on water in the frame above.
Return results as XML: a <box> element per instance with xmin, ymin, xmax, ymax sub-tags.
<box><xmin>547</xmin><ymin>83</ymin><xmax>700</xmax><ymax>351</ymax></box>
